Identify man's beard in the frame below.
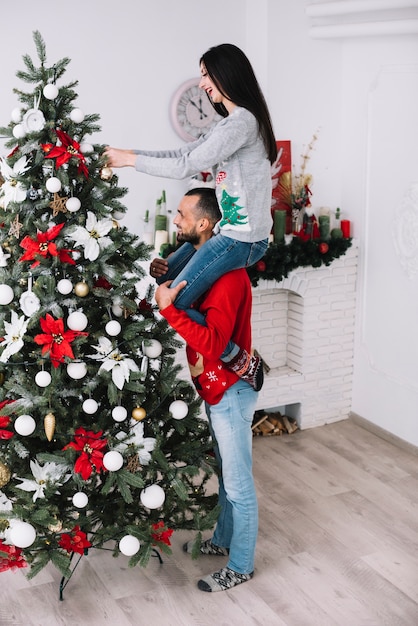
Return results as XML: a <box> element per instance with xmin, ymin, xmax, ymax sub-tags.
<box><xmin>177</xmin><ymin>230</ymin><xmax>200</xmax><ymax>246</ymax></box>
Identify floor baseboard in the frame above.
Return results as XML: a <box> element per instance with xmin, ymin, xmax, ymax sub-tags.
<box><xmin>350</xmin><ymin>411</ymin><xmax>418</xmax><ymax>457</ymax></box>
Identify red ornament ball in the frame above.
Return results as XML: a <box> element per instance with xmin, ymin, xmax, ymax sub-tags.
<box><xmin>255</xmin><ymin>260</ymin><xmax>266</xmax><ymax>272</ymax></box>
<box><xmin>319</xmin><ymin>243</ymin><xmax>329</xmax><ymax>254</ymax></box>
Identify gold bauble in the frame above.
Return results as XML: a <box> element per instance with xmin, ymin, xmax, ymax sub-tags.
<box><xmin>74</xmin><ymin>281</ymin><xmax>89</xmax><ymax>297</ymax></box>
<box><xmin>44</xmin><ymin>412</ymin><xmax>56</xmax><ymax>441</ymax></box>
<box><xmin>132</xmin><ymin>407</ymin><xmax>146</xmax><ymax>421</ymax></box>
<box><xmin>0</xmin><ymin>461</ymin><xmax>11</xmax><ymax>488</ymax></box>
<box><xmin>100</xmin><ymin>166</ymin><xmax>113</xmax><ymax>181</ymax></box>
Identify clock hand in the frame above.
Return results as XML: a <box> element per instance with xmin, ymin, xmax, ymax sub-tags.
<box><xmin>190</xmin><ymin>99</ymin><xmax>208</xmax><ymax>119</ymax></box>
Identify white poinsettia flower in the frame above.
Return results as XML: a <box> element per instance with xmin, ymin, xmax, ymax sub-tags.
<box><xmin>0</xmin><ymin>311</ymin><xmax>29</xmax><ymax>363</ymax></box>
<box><xmin>88</xmin><ymin>336</ymin><xmax>139</xmax><ymax>390</ymax></box>
<box><xmin>114</xmin><ymin>423</ymin><xmax>156</xmax><ymax>465</ymax></box>
<box><xmin>69</xmin><ymin>211</ymin><xmax>113</xmax><ymax>261</ymax></box>
<box><xmin>0</xmin><ymin>155</ymin><xmax>29</xmax><ymax>208</ymax></box>
<box><xmin>15</xmin><ymin>459</ymin><xmax>71</xmax><ymax>502</ymax></box>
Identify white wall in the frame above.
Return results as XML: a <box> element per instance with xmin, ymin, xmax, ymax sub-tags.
<box><xmin>1</xmin><ymin>0</ymin><xmax>417</xmax><ymax>446</ymax></box>
<box><xmin>341</xmin><ymin>35</ymin><xmax>418</xmax><ymax>447</ymax></box>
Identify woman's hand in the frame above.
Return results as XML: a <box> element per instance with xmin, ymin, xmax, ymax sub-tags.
<box><xmin>103</xmin><ymin>147</ymin><xmax>137</xmax><ymax>168</ymax></box>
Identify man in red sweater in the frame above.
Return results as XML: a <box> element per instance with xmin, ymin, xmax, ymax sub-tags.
<box><xmin>154</xmin><ymin>188</ymin><xmax>259</xmax><ymax>592</ymax></box>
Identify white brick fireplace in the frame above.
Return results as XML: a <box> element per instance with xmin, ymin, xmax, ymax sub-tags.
<box><xmin>252</xmin><ymin>244</ymin><xmax>358</xmax><ymax>429</ymax></box>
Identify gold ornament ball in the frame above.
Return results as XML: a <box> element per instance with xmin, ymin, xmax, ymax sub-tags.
<box><xmin>132</xmin><ymin>407</ymin><xmax>146</xmax><ymax>421</ymax></box>
<box><xmin>0</xmin><ymin>461</ymin><xmax>11</xmax><ymax>488</ymax></box>
<box><xmin>100</xmin><ymin>166</ymin><xmax>113</xmax><ymax>181</ymax></box>
<box><xmin>74</xmin><ymin>281</ymin><xmax>89</xmax><ymax>297</ymax></box>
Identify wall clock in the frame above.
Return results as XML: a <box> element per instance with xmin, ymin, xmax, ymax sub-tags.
<box><xmin>170</xmin><ymin>78</ymin><xmax>222</xmax><ymax>142</ymax></box>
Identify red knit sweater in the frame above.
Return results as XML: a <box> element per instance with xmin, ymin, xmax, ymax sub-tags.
<box><xmin>161</xmin><ymin>269</ymin><xmax>252</xmax><ymax>405</ymax></box>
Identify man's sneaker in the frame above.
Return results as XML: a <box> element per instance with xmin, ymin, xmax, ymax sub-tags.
<box><xmin>197</xmin><ymin>567</ymin><xmax>254</xmax><ymax>592</ymax></box>
<box><xmin>183</xmin><ymin>538</ymin><xmax>229</xmax><ymax>556</ymax></box>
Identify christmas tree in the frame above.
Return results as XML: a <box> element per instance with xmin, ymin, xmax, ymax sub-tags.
<box><xmin>0</xmin><ymin>31</ymin><xmax>218</xmax><ymax>581</ymax></box>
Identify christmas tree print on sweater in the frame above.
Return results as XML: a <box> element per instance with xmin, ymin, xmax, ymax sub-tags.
<box><xmin>219</xmin><ymin>189</ymin><xmax>250</xmax><ymax>231</ymax></box>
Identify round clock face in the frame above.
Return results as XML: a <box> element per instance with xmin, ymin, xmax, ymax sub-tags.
<box><xmin>170</xmin><ymin>78</ymin><xmax>222</xmax><ymax>142</ymax></box>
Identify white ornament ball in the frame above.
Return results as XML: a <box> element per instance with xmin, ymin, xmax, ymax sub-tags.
<box><xmin>140</xmin><ymin>484</ymin><xmax>165</xmax><ymax>509</ymax></box>
<box><xmin>67</xmin><ymin>362</ymin><xmax>87</xmax><ymax>380</ymax></box>
<box><xmin>112</xmin><ymin>211</ymin><xmax>125</xmax><ymax>220</ymax></box>
<box><xmin>143</xmin><ymin>339</ymin><xmax>162</xmax><ymax>359</ymax></box>
<box><xmin>12</xmin><ymin>124</ymin><xmax>25</xmax><ymax>139</ymax></box>
<box><xmin>57</xmin><ymin>278</ymin><xmax>73</xmax><ymax>295</ymax></box>
<box><xmin>72</xmin><ymin>492</ymin><xmax>89</xmax><ymax>508</ymax></box>
<box><xmin>11</xmin><ymin>108</ymin><xmax>22</xmax><ymax>123</ymax></box>
<box><xmin>80</xmin><ymin>142</ymin><xmax>93</xmax><ymax>154</ymax></box>
<box><xmin>105</xmin><ymin>320</ymin><xmax>121</xmax><ymax>336</ymax></box>
<box><xmin>43</xmin><ymin>83</ymin><xmax>59</xmax><ymax>100</ymax></box>
<box><xmin>35</xmin><ymin>371</ymin><xmax>51</xmax><ymax>388</ymax></box>
<box><xmin>66</xmin><ymin>197</ymin><xmax>81</xmax><ymax>213</ymax></box>
<box><xmin>0</xmin><ymin>284</ymin><xmax>14</xmax><ymax>305</ymax></box>
<box><xmin>103</xmin><ymin>450</ymin><xmax>124</xmax><ymax>472</ymax></box>
<box><xmin>46</xmin><ymin>177</ymin><xmax>61</xmax><ymax>193</ymax></box>
<box><xmin>10</xmin><ymin>521</ymin><xmax>36</xmax><ymax>548</ymax></box>
<box><xmin>14</xmin><ymin>414</ymin><xmax>36</xmax><ymax>436</ymax></box>
<box><xmin>111</xmin><ymin>303</ymin><xmax>124</xmax><ymax>318</ymax></box>
<box><xmin>82</xmin><ymin>398</ymin><xmax>98</xmax><ymax>414</ymax></box>
<box><xmin>119</xmin><ymin>534</ymin><xmax>140</xmax><ymax>556</ymax></box>
<box><xmin>67</xmin><ymin>311</ymin><xmax>88</xmax><ymax>331</ymax></box>
<box><xmin>112</xmin><ymin>406</ymin><xmax>128</xmax><ymax>422</ymax></box>
<box><xmin>169</xmin><ymin>399</ymin><xmax>189</xmax><ymax>421</ymax></box>
<box><xmin>70</xmin><ymin>108</ymin><xmax>84</xmax><ymax>123</ymax></box>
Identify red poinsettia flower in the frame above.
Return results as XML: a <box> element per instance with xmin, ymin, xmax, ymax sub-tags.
<box><xmin>93</xmin><ymin>276</ymin><xmax>113</xmax><ymax>290</ymax></box>
<box><xmin>63</xmin><ymin>427</ymin><xmax>108</xmax><ymax>480</ymax></box>
<box><xmin>0</xmin><ymin>540</ymin><xmax>27</xmax><ymax>572</ymax></box>
<box><xmin>58</xmin><ymin>525</ymin><xmax>92</xmax><ymax>555</ymax></box>
<box><xmin>0</xmin><ymin>399</ymin><xmax>14</xmax><ymax>440</ymax></box>
<box><xmin>151</xmin><ymin>521</ymin><xmax>173</xmax><ymax>547</ymax></box>
<box><xmin>34</xmin><ymin>314</ymin><xmax>88</xmax><ymax>367</ymax></box>
<box><xmin>19</xmin><ymin>222</ymin><xmax>75</xmax><ymax>268</ymax></box>
<box><xmin>42</xmin><ymin>129</ymin><xmax>88</xmax><ymax>178</ymax></box>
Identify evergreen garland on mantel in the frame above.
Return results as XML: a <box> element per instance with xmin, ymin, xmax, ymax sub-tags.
<box><xmin>246</xmin><ymin>237</ymin><xmax>353</xmax><ymax>287</ymax></box>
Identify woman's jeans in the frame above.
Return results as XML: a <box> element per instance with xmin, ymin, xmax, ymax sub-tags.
<box><xmin>156</xmin><ymin>234</ymin><xmax>268</xmax><ymax>310</ymax></box>
<box><xmin>156</xmin><ymin>235</ymin><xmax>268</xmax><ymax>359</ymax></box>
<box><xmin>205</xmin><ymin>379</ymin><xmax>258</xmax><ymax>574</ymax></box>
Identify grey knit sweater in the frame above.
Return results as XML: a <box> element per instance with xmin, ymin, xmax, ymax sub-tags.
<box><xmin>134</xmin><ymin>107</ymin><xmax>272</xmax><ymax>243</ymax></box>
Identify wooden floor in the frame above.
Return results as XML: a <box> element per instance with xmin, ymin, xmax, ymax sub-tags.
<box><xmin>2</xmin><ymin>418</ymin><xmax>418</xmax><ymax>626</ymax></box>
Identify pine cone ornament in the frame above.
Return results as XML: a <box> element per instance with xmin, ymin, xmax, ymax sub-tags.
<box><xmin>0</xmin><ymin>461</ymin><xmax>11</xmax><ymax>488</ymax></box>
<box><xmin>44</xmin><ymin>412</ymin><xmax>56</xmax><ymax>441</ymax></box>
<box><xmin>126</xmin><ymin>454</ymin><xmax>141</xmax><ymax>473</ymax></box>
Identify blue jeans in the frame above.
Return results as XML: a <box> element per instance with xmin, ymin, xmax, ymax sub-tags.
<box><xmin>157</xmin><ymin>235</ymin><xmax>268</xmax><ymax>359</ymax></box>
<box><xmin>205</xmin><ymin>379</ymin><xmax>258</xmax><ymax>574</ymax></box>
<box><xmin>157</xmin><ymin>234</ymin><xmax>268</xmax><ymax>310</ymax></box>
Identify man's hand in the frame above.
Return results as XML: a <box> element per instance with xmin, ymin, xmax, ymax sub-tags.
<box><xmin>103</xmin><ymin>147</ymin><xmax>136</xmax><ymax>168</ymax></box>
<box><xmin>155</xmin><ymin>280</ymin><xmax>187</xmax><ymax>311</ymax></box>
<box><xmin>150</xmin><ymin>257</ymin><xmax>169</xmax><ymax>279</ymax></box>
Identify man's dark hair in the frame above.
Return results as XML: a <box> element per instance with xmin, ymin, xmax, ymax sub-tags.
<box><xmin>185</xmin><ymin>187</ymin><xmax>222</xmax><ymax>226</ymax></box>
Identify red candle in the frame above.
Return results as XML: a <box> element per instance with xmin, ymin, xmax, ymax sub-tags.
<box><xmin>341</xmin><ymin>219</ymin><xmax>351</xmax><ymax>238</ymax></box>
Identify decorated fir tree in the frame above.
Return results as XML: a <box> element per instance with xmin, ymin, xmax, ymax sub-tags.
<box><xmin>0</xmin><ymin>31</ymin><xmax>218</xmax><ymax>581</ymax></box>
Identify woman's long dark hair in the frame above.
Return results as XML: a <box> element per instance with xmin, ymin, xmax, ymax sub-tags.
<box><xmin>200</xmin><ymin>43</ymin><xmax>277</xmax><ymax>164</ymax></box>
